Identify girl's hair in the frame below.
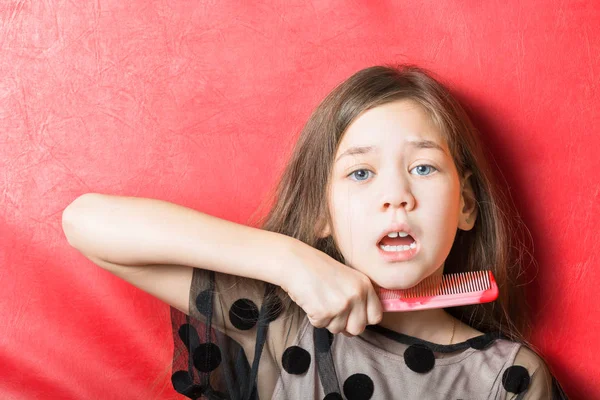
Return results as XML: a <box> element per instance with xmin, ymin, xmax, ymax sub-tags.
<box><xmin>154</xmin><ymin>64</ymin><xmax>543</xmax><ymax>391</ymax></box>
<box><xmin>249</xmin><ymin>63</ymin><xmax>538</xmax><ymax>349</ymax></box>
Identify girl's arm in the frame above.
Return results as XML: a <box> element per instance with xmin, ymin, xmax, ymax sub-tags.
<box><xmin>61</xmin><ymin>192</ymin><xmax>300</xmax><ymax>325</ymax></box>
<box><xmin>62</xmin><ymin>193</ymin><xmax>296</xmax><ymax>287</ymax></box>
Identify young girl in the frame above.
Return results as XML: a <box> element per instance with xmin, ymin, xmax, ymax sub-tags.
<box><xmin>62</xmin><ymin>64</ymin><xmax>568</xmax><ymax>399</ymax></box>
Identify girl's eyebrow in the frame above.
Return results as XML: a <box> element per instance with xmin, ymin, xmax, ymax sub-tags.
<box><xmin>335</xmin><ymin>139</ymin><xmax>446</xmax><ymax>162</ymax></box>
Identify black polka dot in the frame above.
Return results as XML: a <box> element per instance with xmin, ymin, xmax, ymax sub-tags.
<box><xmin>502</xmin><ymin>365</ymin><xmax>530</xmax><ymax>394</ymax></box>
<box><xmin>177</xmin><ymin>323</ymin><xmax>200</xmax><ymax>349</ymax></box>
<box><xmin>171</xmin><ymin>370</ymin><xmax>205</xmax><ymax>397</ymax></box>
<box><xmin>229</xmin><ymin>298</ymin><xmax>259</xmax><ymax>330</ymax></box>
<box><xmin>282</xmin><ymin>346</ymin><xmax>311</xmax><ymax>375</ymax></box>
<box><xmin>323</xmin><ymin>393</ymin><xmax>343</xmax><ymax>400</ymax></box>
<box><xmin>404</xmin><ymin>344</ymin><xmax>435</xmax><ymax>373</ymax></box>
<box><xmin>193</xmin><ymin>342</ymin><xmax>222</xmax><ymax>373</ymax></box>
<box><xmin>264</xmin><ymin>293</ymin><xmax>283</xmax><ymax>322</ymax></box>
<box><xmin>195</xmin><ymin>289</ymin><xmax>212</xmax><ymax>316</ymax></box>
<box><xmin>343</xmin><ymin>373</ymin><xmax>374</xmax><ymax>400</ymax></box>
<box><xmin>467</xmin><ymin>334</ymin><xmax>493</xmax><ymax>350</ymax></box>
<box><xmin>315</xmin><ymin>327</ymin><xmax>334</xmax><ymax>353</ymax></box>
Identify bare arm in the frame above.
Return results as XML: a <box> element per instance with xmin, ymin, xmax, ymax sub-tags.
<box><xmin>62</xmin><ymin>193</ymin><xmax>296</xmax><ymax>291</ymax></box>
<box><xmin>61</xmin><ymin>193</ymin><xmax>310</xmax><ymax>352</ymax></box>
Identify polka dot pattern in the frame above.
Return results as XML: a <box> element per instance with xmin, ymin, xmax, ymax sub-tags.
<box><xmin>404</xmin><ymin>344</ymin><xmax>435</xmax><ymax>373</ymax></box>
<box><xmin>193</xmin><ymin>342</ymin><xmax>222</xmax><ymax>373</ymax></box>
<box><xmin>229</xmin><ymin>298</ymin><xmax>259</xmax><ymax>330</ymax></box>
<box><xmin>282</xmin><ymin>346</ymin><xmax>311</xmax><ymax>375</ymax></box>
<box><xmin>173</xmin><ymin>271</ymin><xmax>517</xmax><ymax>399</ymax></box>
<box><xmin>195</xmin><ymin>290</ymin><xmax>212</xmax><ymax>316</ymax></box>
<box><xmin>177</xmin><ymin>323</ymin><xmax>199</xmax><ymax>349</ymax></box>
<box><xmin>343</xmin><ymin>373</ymin><xmax>374</xmax><ymax>400</ymax></box>
<box><xmin>171</xmin><ymin>370</ymin><xmax>205</xmax><ymax>398</ymax></box>
<box><xmin>502</xmin><ymin>365</ymin><xmax>530</xmax><ymax>394</ymax></box>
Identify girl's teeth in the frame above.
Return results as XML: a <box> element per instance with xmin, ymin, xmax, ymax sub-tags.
<box><xmin>379</xmin><ymin>242</ymin><xmax>416</xmax><ymax>252</ymax></box>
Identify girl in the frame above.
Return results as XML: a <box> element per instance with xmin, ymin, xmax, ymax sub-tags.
<box><xmin>62</xmin><ymin>64</ymin><xmax>568</xmax><ymax>399</ymax></box>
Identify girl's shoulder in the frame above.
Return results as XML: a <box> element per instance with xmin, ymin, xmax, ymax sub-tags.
<box><xmin>455</xmin><ymin>320</ymin><xmax>568</xmax><ymax>399</ymax></box>
<box><xmin>508</xmin><ymin>345</ymin><xmax>568</xmax><ymax>399</ymax></box>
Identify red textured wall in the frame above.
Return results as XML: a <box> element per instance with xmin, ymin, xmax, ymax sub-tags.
<box><xmin>1</xmin><ymin>1</ymin><xmax>598</xmax><ymax>399</ymax></box>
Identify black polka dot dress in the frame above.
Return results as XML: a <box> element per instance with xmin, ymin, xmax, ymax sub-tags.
<box><xmin>169</xmin><ymin>268</ymin><xmax>569</xmax><ymax>399</ymax></box>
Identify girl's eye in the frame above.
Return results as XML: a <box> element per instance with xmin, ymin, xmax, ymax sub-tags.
<box><xmin>348</xmin><ymin>169</ymin><xmax>372</xmax><ymax>181</ymax></box>
<box><xmin>348</xmin><ymin>165</ymin><xmax>437</xmax><ymax>181</ymax></box>
<box><xmin>411</xmin><ymin>165</ymin><xmax>437</xmax><ymax>176</ymax></box>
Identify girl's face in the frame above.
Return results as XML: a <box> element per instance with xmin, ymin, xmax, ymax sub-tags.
<box><xmin>320</xmin><ymin>99</ymin><xmax>477</xmax><ymax>290</ymax></box>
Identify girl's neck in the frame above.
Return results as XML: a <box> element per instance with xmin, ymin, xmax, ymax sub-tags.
<box><xmin>378</xmin><ymin>308</ymin><xmax>458</xmax><ymax>344</ymax></box>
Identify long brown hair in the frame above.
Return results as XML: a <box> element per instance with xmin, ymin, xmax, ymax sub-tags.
<box><xmin>249</xmin><ymin>63</ymin><xmax>537</xmax><ymax>348</ymax></box>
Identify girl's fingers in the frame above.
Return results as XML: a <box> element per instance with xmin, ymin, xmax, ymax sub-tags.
<box><xmin>308</xmin><ymin>314</ymin><xmax>331</xmax><ymax>329</ymax></box>
<box><xmin>345</xmin><ymin>300</ymin><xmax>367</xmax><ymax>336</ymax></box>
<box><xmin>366</xmin><ymin>286</ymin><xmax>384</xmax><ymax>325</ymax></box>
<box><xmin>326</xmin><ymin>310</ymin><xmax>350</xmax><ymax>334</ymax></box>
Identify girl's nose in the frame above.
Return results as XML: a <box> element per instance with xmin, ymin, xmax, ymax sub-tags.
<box><xmin>380</xmin><ymin>178</ymin><xmax>415</xmax><ymax>212</ymax></box>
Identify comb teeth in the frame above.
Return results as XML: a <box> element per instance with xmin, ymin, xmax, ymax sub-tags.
<box><xmin>377</xmin><ymin>270</ymin><xmax>498</xmax><ymax>312</ymax></box>
<box><xmin>378</xmin><ymin>270</ymin><xmax>490</xmax><ymax>299</ymax></box>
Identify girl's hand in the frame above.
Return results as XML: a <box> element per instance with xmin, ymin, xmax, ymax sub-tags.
<box><xmin>279</xmin><ymin>240</ymin><xmax>383</xmax><ymax>336</ymax></box>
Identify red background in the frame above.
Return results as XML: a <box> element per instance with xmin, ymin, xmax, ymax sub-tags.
<box><xmin>1</xmin><ymin>1</ymin><xmax>598</xmax><ymax>399</ymax></box>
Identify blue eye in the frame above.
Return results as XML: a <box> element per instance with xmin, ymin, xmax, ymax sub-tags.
<box><xmin>411</xmin><ymin>165</ymin><xmax>437</xmax><ymax>176</ymax></box>
<box><xmin>348</xmin><ymin>165</ymin><xmax>437</xmax><ymax>181</ymax></box>
<box><xmin>348</xmin><ymin>169</ymin><xmax>372</xmax><ymax>181</ymax></box>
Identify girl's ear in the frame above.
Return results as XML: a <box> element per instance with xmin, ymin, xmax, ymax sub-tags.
<box><xmin>315</xmin><ymin>207</ymin><xmax>332</xmax><ymax>238</ymax></box>
<box><xmin>316</xmin><ymin>218</ymin><xmax>331</xmax><ymax>238</ymax></box>
<box><xmin>458</xmin><ymin>170</ymin><xmax>478</xmax><ymax>231</ymax></box>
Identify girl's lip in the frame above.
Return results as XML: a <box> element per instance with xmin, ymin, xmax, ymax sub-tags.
<box><xmin>376</xmin><ymin>222</ymin><xmax>416</xmax><ymax>245</ymax></box>
<box><xmin>376</xmin><ymin>240</ymin><xmax>420</xmax><ymax>262</ymax></box>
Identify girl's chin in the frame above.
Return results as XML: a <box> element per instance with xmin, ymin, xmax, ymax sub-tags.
<box><xmin>369</xmin><ymin>276</ymin><xmax>417</xmax><ymax>291</ymax></box>
<box><xmin>369</xmin><ymin>268</ymin><xmax>434</xmax><ymax>291</ymax></box>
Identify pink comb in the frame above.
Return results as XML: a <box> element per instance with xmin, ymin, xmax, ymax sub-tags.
<box><xmin>377</xmin><ymin>270</ymin><xmax>498</xmax><ymax>312</ymax></box>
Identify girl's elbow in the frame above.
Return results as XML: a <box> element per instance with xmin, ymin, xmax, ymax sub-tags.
<box><xmin>61</xmin><ymin>194</ymin><xmax>98</xmax><ymax>247</ymax></box>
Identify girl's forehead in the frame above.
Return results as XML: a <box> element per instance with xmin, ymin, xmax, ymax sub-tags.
<box><xmin>343</xmin><ymin>101</ymin><xmax>440</xmax><ymax>139</ymax></box>
<box><xmin>337</xmin><ymin>101</ymin><xmax>449</xmax><ymax>158</ymax></box>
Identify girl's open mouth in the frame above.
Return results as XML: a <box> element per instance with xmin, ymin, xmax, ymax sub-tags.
<box><xmin>377</xmin><ymin>235</ymin><xmax>419</xmax><ymax>262</ymax></box>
